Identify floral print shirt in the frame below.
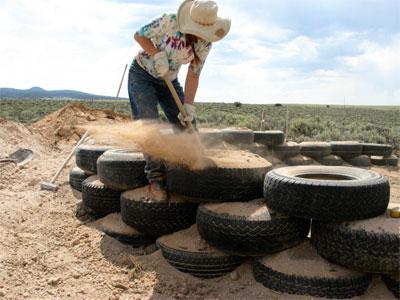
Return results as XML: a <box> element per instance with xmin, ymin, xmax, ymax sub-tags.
<box><xmin>136</xmin><ymin>13</ymin><xmax>212</xmax><ymax>80</ymax></box>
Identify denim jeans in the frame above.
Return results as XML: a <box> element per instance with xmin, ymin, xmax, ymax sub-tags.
<box><xmin>128</xmin><ymin>60</ymin><xmax>185</xmax><ymax>181</ymax></box>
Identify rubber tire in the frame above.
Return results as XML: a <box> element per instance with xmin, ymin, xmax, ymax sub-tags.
<box><xmin>76</xmin><ymin>145</ymin><xmax>112</xmax><ymax>174</ymax></box>
<box><xmin>382</xmin><ymin>275</ymin><xmax>400</xmax><ymax>299</ymax></box>
<box><xmin>284</xmin><ymin>155</ymin><xmax>313</xmax><ymax>166</ymax></box>
<box><xmin>362</xmin><ymin>143</ymin><xmax>393</xmax><ymax>157</ymax></box>
<box><xmin>345</xmin><ymin>155</ymin><xmax>371</xmax><ymax>167</ymax></box>
<box><xmin>254</xmin><ymin>131</ymin><xmax>285</xmax><ymax>146</ymax></box>
<box><xmin>311</xmin><ymin>221</ymin><xmax>399</xmax><ymax>273</ymax></box>
<box><xmin>81</xmin><ymin>176</ymin><xmax>121</xmax><ymax>218</ymax></box>
<box><xmin>197</xmin><ymin>204</ymin><xmax>310</xmax><ymax>256</ymax></box>
<box><xmin>264</xmin><ymin>166</ymin><xmax>390</xmax><ymax>221</ymax></box>
<box><xmin>157</xmin><ymin>241</ymin><xmax>245</xmax><ymax>278</ymax></box>
<box><xmin>104</xmin><ymin>231</ymin><xmax>155</xmax><ymax>247</ymax></box>
<box><xmin>167</xmin><ymin>163</ymin><xmax>272</xmax><ymax>202</ymax></box>
<box><xmin>300</xmin><ymin>142</ymin><xmax>331</xmax><ymax>159</ymax></box>
<box><xmin>97</xmin><ymin>149</ymin><xmax>147</xmax><ymax>191</ymax></box>
<box><xmin>120</xmin><ymin>194</ymin><xmax>199</xmax><ymax>237</ymax></box>
<box><xmin>252</xmin><ymin>259</ymin><xmax>371</xmax><ymax>299</ymax></box>
<box><xmin>69</xmin><ymin>167</ymin><xmax>91</xmax><ymax>192</ymax></box>
<box><xmin>199</xmin><ymin>128</ymin><xmax>224</xmax><ymax>146</ymax></box>
<box><xmin>371</xmin><ymin>155</ymin><xmax>399</xmax><ymax>167</ymax></box>
<box><xmin>318</xmin><ymin>155</ymin><xmax>344</xmax><ymax>166</ymax></box>
<box><xmin>221</xmin><ymin>128</ymin><xmax>254</xmax><ymax>145</ymax></box>
<box><xmin>330</xmin><ymin>141</ymin><xmax>363</xmax><ymax>159</ymax></box>
<box><xmin>273</xmin><ymin>142</ymin><xmax>301</xmax><ymax>159</ymax></box>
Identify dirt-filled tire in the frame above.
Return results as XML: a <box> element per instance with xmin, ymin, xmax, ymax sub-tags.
<box><xmin>300</xmin><ymin>142</ymin><xmax>331</xmax><ymax>159</ymax></box>
<box><xmin>253</xmin><ymin>241</ymin><xmax>371</xmax><ymax>299</ymax></box>
<box><xmin>382</xmin><ymin>275</ymin><xmax>400</xmax><ymax>299</ymax></box>
<box><xmin>221</xmin><ymin>128</ymin><xmax>254</xmax><ymax>145</ymax></box>
<box><xmin>311</xmin><ymin>214</ymin><xmax>400</xmax><ymax>273</ymax></box>
<box><xmin>362</xmin><ymin>143</ymin><xmax>393</xmax><ymax>157</ymax></box>
<box><xmin>284</xmin><ymin>154</ymin><xmax>313</xmax><ymax>166</ymax></box>
<box><xmin>156</xmin><ymin>225</ymin><xmax>245</xmax><ymax>278</ymax></box>
<box><xmin>318</xmin><ymin>154</ymin><xmax>344</xmax><ymax>166</ymax></box>
<box><xmin>97</xmin><ymin>149</ymin><xmax>147</xmax><ymax>191</ymax></box>
<box><xmin>345</xmin><ymin>155</ymin><xmax>371</xmax><ymax>167</ymax></box>
<box><xmin>371</xmin><ymin>155</ymin><xmax>399</xmax><ymax>167</ymax></box>
<box><xmin>273</xmin><ymin>142</ymin><xmax>301</xmax><ymax>159</ymax></box>
<box><xmin>199</xmin><ymin>128</ymin><xmax>224</xmax><ymax>147</ymax></box>
<box><xmin>167</xmin><ymin>150</ymin><xmax>272</xmax><ymax>202</ymax></box>
<box><xmin>197</xmin><ymin>200</ymin><xmax>310</xmax><ymax>256</ymax></box>
<box><xmin>264</xmin><ymin>166</ymin><xmax>390</xmax><ymax>221</ymax></box>
<box><xmin>254</xmin><ymin>130</ymin><xmax>285</xmax><ymax>146</ymax></box>
<box><xmin>69</xmin><ymin>167</ymin><xmax>91</xmax><ymax>192</ymax></box>
<box><xmin>82</xmin><ymin>176</ymin><xmax>121</xmax><ymax>218</ymax></box>
<box><xmin>330</xmin><ymin>141</ymin><xmax>363</xmax><ymax>159</ymax></box>
<box><xmin>76</xmin><ymin>145</ymin><xmax>113</xmax><ymax>174</ymax></box>
<box><xmin>120</xmin><ymin>187</ymin><xmax>198</xmax><ymax>237</ymax></box>
<box><xmin>92</xmin><ymin>213</ymin><xmax>155</xmax><ymax>247</ymax></box>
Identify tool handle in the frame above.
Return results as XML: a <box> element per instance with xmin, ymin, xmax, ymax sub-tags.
<box><xmin>50</xmin><ymin>131</ymin><xmax>89</xmax><ymax>184</ymax></box>
<box><xmin>164</xmin><ymin>77</ymin><xmax>194</xmax><ymax>130</ymax></box>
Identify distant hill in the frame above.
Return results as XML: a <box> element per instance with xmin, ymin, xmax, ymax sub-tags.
<box><xmin>0</xmin><ymin>87</ymin><xmax>126</xmax><ymax>100</ymax></box>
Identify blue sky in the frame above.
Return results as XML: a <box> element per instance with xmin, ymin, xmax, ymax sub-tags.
<box><xmin>0</xmin><ymin>0</ymin><xmax>399</xmax><ymax>105</ymax></box>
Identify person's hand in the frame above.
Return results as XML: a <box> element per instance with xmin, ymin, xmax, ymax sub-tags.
<box><xmin>154</xmin><ymin>51</ymin><xmax>169</xmax><ymax>78</ymax></box>
<box><xmin>178</xmin><ymin>103</ymin><xmax>196</xmax><ymax>127</ymax></box>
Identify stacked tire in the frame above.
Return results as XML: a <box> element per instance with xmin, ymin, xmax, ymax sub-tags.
<box><xmin>70</xmin><ymin>146</ymin><xmax>154</xmax><ymax>248</ymax></box>
<box><xmin>154</xmin><ymin>149</ymin><xmax>275</xmax><ymax>278</ymax></box>
<box><xmin>258</xmin><ymin>165</ymin><xmax>397</xmax><ymax>299</ymax></box>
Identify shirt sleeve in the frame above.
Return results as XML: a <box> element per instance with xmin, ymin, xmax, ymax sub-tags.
<box><xmin>189</xmin><ymin>42</ymin><xmax>212</xmax><ymax>76</ymax></box>
<box><xmin>137</xmin><ymin>14</ymin><xmax>174</xmax><ymax>41</ymax></box>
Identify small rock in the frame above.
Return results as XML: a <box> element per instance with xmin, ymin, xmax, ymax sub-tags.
<box><xmin>230</xmin><ymin>270</ymin><xmax>239</xmax><ymax>281</ymax></box>
<box><xmin>47</xmin><ymin>277</ymin><xmax>61</xmax><ymax>286</ymax></box>
<box><xmin>113</xmin><ymin>282</ymin><xmax>128</xmax><ymax>290</ymax></box>
<box><xmin>0</xmin><ymin>291</ymin><xmax>5</xmax><ymax>297</ymax></box>
<box><xmin>72</xmin><ymin>273</ymin><xmax>80</xmax><ymax>279</ymax></box>
<box><xmin>87</xmin><ymin>115</ymin><xmax>97</xmax><ymax>121</ymax></box>
<box><xmin>178</xmin><ymin>287</ymin><xmax>189</xmax><ymax>295</ymax></box>
<box><xmin>71</xmin><ymin>239</ymin><xmax>80</xmax><ymax>246</ymax></box>
<box><xmin>109</xmin><ymin>296</ymin><xmax>119</xmax><ymax>300</ymax></box>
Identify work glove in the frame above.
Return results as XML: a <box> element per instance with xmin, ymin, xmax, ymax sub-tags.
<box><xmin>178</xmin><ymin>103</ymin><xmax>196</xmax><ymax>127</ymax></box>
<box><xmin>154</xmin><ymin>51</ymin><xmax>169</xmax><ymax>78</ymax></box>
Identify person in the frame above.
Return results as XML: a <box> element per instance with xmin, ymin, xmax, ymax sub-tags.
<box><xmin>128</xmin><ymin>0</ymin><xmax>231</xmax><ymax>200</ymax></box>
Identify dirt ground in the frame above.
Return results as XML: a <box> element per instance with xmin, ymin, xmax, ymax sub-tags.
<box><xmin>0</xmin><ymin>105</ymin><xmax>398</xmax><ymax>300</ymax></box>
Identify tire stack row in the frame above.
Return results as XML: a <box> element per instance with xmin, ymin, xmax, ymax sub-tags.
<box><xmin>69</xmin><ymin>145</ymin><xmax>399</xmax><ymax>299</ymax></box>
<box><xmin>199</xmin><ymin>128</ymin><xmax>398</xmax><ymax>167</ymax></box>
<box><xmin>70</xmin><ymin>146</ymin><xmax>157</xmax><ymax>247</ymax></box>
<box><xmin>260</xmin><ymin>166</ymin><xmax>398</xmax><ymax>299</ymax></box>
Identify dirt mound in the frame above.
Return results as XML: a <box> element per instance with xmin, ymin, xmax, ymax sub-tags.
<box><xmin>0</xmin><ymin>118</ymin><xmax>47</xmax><ymax>157</ymax></box>
<box><xmin>30</xmin><ymin>103</ymin><xmax>130</xmax><ymax>145</ymax></box>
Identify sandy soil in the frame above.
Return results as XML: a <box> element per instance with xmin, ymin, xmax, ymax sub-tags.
<box><xmin>0</xmin><ymin>104</ymin><xmax>399</xmax><ymax>300</ymax></box>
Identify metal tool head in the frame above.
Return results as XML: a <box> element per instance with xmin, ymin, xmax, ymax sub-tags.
<box><xmin>40</xmin><ymin>181</ymin><xmax>58</xmax><ymax>191</ymax></box>
<box><xmin>9</xmin><ymin>149</ymin><xmax>33</xmax><ymax>166</ymax></box>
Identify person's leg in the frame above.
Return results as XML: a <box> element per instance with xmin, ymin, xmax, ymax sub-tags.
<box><xmin>127</xmin><ymin>61</ymin><xmax>166</xmax><ymax>200</ymax></box>
<box><xmin>128</xmin><ymin>64</ymin><xmax>159</xmax><ymax>120</ymax></box>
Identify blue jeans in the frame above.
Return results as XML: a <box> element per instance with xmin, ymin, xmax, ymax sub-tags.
<box><xmin>128</xmin><ymin>60</ymin><xmax>185</xmax><ymax>181</ymax></box>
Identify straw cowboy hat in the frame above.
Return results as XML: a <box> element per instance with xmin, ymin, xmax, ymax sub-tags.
<box><xmin>177</xmin><ymin>0</ymin><xmax>231</xmax><ymax>42</ymax></box>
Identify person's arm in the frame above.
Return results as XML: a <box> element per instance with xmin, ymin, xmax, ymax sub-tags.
<box><xmin>134</xmin><ymin>32</ymin><xmax>159</xmax><ymax>56</ymax></box>
<box><xmin>184</xmin><ymin>68</ymin><xmax>200</xmax><ymax>104</ymax></box>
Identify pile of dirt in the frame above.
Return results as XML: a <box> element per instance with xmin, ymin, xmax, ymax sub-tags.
<box><xmin>30</xmin><ymin>103</ymin><xmax>130</xmax><ymax>145</ymax></box>
<box><xmin>158</xmin><ymin>225</ymin><xmax>225</xmax><ymax>255</ymax></box>
<box><xmin>259</xmin><ymin>241</ymin><xmax>364</xmax><ymax>278</ymax></box>
<box><xmin>0</xmin><ymin>118</ymin><xmax>48</xmax><ymax>157</ymax></box>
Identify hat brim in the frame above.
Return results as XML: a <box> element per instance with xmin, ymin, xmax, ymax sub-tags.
<box><xmin>177</xmin><ymin>0</ymin><xmax>231</xmax><ymax>42</ymax></box>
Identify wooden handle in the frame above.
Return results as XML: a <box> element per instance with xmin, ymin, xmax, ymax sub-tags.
<box><xmin>50</xmin><ymin>131</ymin><xmax>89</xmax><ymax>184</ymax></box>
<box><xmin>164</xmin><ymin>77</ymin><xmax>194</xmax><ymax>130</ymax></box>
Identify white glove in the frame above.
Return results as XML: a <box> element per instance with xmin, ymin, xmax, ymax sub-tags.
<box><xmin>178</xmin><ymin>103</ymin><xmax>196</xmax><ymax>127</ymax></box>
<box><xmin>154</xmin><ymin>51</ymin><xmax>169</xmax><ymax>78</ymax></box>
